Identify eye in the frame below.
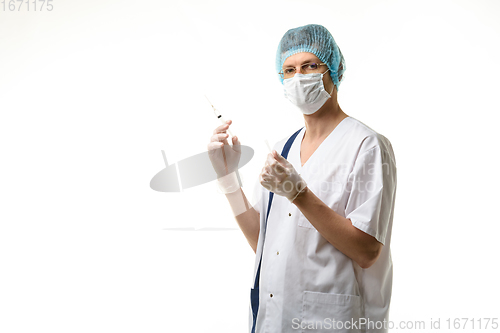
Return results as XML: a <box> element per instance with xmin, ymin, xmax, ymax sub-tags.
<box><xmin>302</xmin><ymin>62</ymin><xmax>318</xmax><ymax>73</ymax></box>
<box><xmin>284</xmin><ymin>68</ymin><xmax>295</xmax><ymax>74</ymax></box>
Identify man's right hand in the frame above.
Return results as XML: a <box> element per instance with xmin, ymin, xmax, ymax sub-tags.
<box><xmin>207</xmin><ymin>119</ymin><xmax>241</xmax><ymax>178</ymax></box>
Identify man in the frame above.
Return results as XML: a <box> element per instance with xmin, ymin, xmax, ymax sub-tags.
<box><xmin>208</xmin><ymin>24</ymin><xmax>397</xmax><ymax>333</ymax></box>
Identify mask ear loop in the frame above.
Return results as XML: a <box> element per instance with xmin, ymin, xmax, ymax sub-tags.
<box><xmin>320</xmin><ymin>68</ymin><xmax>335</xmax><ymax>95</ymax></box>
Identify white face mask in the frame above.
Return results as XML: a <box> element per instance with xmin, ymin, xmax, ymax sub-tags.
<box><xmin>283</xmin><ymin>69</ymin><xmax>333</xmax><ymax>115</ymax></box>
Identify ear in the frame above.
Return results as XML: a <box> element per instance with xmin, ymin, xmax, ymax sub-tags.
<box><xmin>338</xmin><ymin>61</ymin><xmax>343</xmax><ymax>82</ymax></box>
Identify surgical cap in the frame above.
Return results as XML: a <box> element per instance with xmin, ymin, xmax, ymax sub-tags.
<box><xmin>276</xmin><ymin>24</ymin><xmax>346</xmax><ymax>91</ymax></box>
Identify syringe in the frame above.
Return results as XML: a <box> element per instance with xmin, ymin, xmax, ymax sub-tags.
<box><xmin>264</xmin><ymin>139</ymin><xmax>273</xmax><ymax>153</ymax></box>
<box><xmin>205</xmin><ymin>95</ymin><xmax>234</xmax><ymax>137</ymax></box>
<box><xmin>205</xmin><ymin>94</ymin><xmax>245</xmax><ymax>197</ymax></box>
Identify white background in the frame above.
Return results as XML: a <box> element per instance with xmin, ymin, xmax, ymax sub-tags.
<box><xmin>1</xmin><ymin>0</ymin><xmax>499</xmax><ymax>332</ymax></box>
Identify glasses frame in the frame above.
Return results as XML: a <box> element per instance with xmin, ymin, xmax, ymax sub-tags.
<box><xmin>279</xmin><ymin>62</ymin><xmax>328</xmax><ymax>79</ymax></box>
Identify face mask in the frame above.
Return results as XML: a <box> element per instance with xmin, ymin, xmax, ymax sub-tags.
<box><xmin>283</xmin><ymin>69</ymin><xmax>333</xmax><ymax>115</ymax></box>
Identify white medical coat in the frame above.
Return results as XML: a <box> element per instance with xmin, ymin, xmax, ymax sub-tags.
<box><xmin>249</xmin><ymin>116</ymin><xmax>397</xmax><ymax>333</ymax></box>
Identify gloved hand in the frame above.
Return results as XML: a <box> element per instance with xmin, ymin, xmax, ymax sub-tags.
<box><xmin>207</xmin><ymin>120</ymin><xmax>241</xmax><ymax>194</ymax></box>
<box><xmin>259</xmin><ymin>150</ymin><xmax>307</xmax><ymax>203</ymax></box>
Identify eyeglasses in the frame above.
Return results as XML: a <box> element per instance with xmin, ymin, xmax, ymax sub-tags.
<box><xmin>279</xmin><ymin>62</ymin><xmax>327</xmax><ymax>79</ymax></box>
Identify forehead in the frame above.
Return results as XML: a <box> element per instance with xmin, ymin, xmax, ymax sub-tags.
<box><xmin>283</xmin><ymin>52</ymin><xmax>321</xmax><ymax>67</ymax></box>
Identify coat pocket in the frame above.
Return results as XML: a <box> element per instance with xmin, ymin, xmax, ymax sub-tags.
<box><xmin>297</xmin><ymin>214</ymin><xmax>315</xmax><ymax>229</ymax></box>
<box><xmin>296</xmin><ymin>184</ymin><xmax>343</xmax><ymax>230</ymax></box>
<box><xmin>300</xmin><ymin>291</ymin><xmax>362</xmax><ymax>333</ymax></box>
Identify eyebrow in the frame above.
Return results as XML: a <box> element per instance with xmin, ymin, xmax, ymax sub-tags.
<box><xmin>283</xmin><ymin>59</ymin><xmax>320</xmax><ymax>68</ymax></box>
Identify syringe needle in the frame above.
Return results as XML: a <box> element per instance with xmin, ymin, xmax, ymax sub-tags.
<box><xmin>205</xmin><ymin>95</ymin><xmax>234</xmax><ymax>137</ymax></box>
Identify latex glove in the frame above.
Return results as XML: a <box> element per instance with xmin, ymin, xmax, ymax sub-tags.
<box><xmin>259</xmin><ymin>150</ymin><xmax>307</xmax><ymax>203</ymax></box>
<box><xmin>207</xmin><ymin>120</ymin><xmax>241</xmax><ymax>193</ymax></box>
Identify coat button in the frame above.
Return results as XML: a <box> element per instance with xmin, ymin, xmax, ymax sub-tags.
<box><xmin>289</xmin><ymin>213</ymin><xmax>291</xmax><ymax>216</ymax></box>
<box><xmin>277</xmin><ymin>251</ymin><xmax>279</xmax><ymax>255</ymax></box>
<box><xmin>270</xmin><ymin>294</ymin><xmax>273</xmax><ymax>298</ymax></box>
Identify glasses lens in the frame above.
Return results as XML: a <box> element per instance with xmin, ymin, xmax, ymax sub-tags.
<box><xmin>281</xmin><ymin>63</ymin><xmax>324</xmax><ymax>78</ymax></box>
<box><xmin>282</xmin><ymin>67</ymin><xmax>295</xmax><ymax>79</ymax></box>
<box><xmin>302</xmin><ymin>63</ymin><xmax>320</xmax><ymax>74</ymax></box>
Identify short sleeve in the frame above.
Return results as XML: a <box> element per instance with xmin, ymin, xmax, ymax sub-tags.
<box><xmin>344</xmin><ymin>145</ymin><xmax>397</xmax><ymax>245</ymax></box>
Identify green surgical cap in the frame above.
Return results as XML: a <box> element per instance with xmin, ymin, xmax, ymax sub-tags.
<box><xmin>276</xmin><ymin>24</ymin><xmax>346</xmax><ymax>90</ymax></box>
